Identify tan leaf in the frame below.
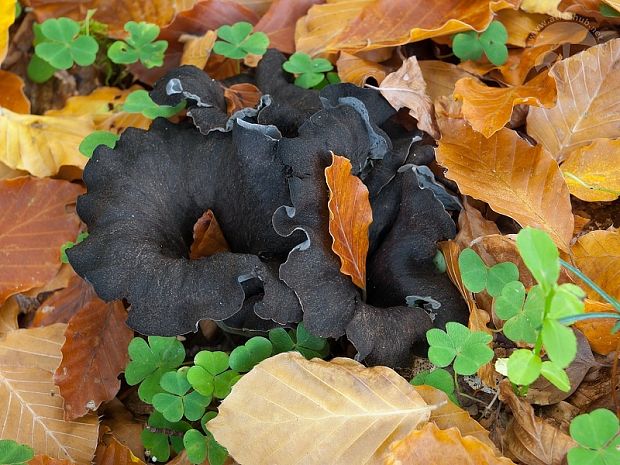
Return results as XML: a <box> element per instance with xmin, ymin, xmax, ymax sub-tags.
<box><xmin>29</xmin><ymin>456</ymin><xmax>74</xmax><ymax>465</ymax></box>
<box><xmin>180</xmin><ymin>30</ymin><xmax>217</xmax><ymax>68</ymax></box>
<box><xmin>0</xmin><ymin>70</ymin><xmax>30</xmax><ymax>113</ymax></box>
<box><xmin>572</xmin><ymin>228</ymin><xmax>620</xmax><ymax>301</ymax></box>
<box><xmin>0</xmin><ymin>178</ymin><xmax>83</xmax><ymax>305</ymax></box>
<box><xmin>100</xmin><ymin>399</ymin><xmax>145</xmax><ymax>460</ymax></box>
<box><xmin>377</xmin><ymin>56</ymin><xmax>439</xmax><ymax>139</ymax></box>
<box><xmin>454</xmin><ymin>71</ymin><xmax>557</xmax><ymax>138</ymax></box>
<box><xmin>0</xmin><ymin>324</ymin><xmax>65</xmax><ymax>373</ymax></box>
<box><xmin>232</xmin><ymin>0</ymin><xmax>272</xmax><ymax>16</ymax></box>
<box><xmin>455</xmin><ymin>199</ymin><xmax>501</xmax><ymax>249</ymax></box>
<box><xmin>325</xmin><ymin>153</ymin><xmax>373</xmax><ymax>290</ymax></box>
<box><xmin>95</xmin><ymin>434</ymin><xmax>146</xmax><ymax>465</ymax></box>
<box><xmin>527</xmin><ymin>38</ymin><xmax>620</xmax><ymax>162</ymax></box>
<box><xmin>0</xmin><ymin>162</ymin><xmax>27</xmax><ymax>180</ymax></box>
<box><xmin>31</xmin><ymin>274</ymin><xmax>97</xmax><ymax>327</ymax></box>
<box><xmin>574</xmin><ymin>299</ymin><xmax>620</xmax><ymax>355</ymax></box>
<box><xmin>223</xmin><ymin>83</ymin><xmax>262</xmax><ymax>115</ymax></box>
<box><xmin>419</xmin><ymin>61</ymin><xmax>475</xmax><ymax>102</ymax></box>
<box><xmin>435</xmin><ymin>115</ymin><xmax>574</xmax><ymax>251</ymax></box>
<box><xmin>0</xmin><ymin>0</ymin><xmax>15</xmax><ymax>63</ymax></box>
<box><xmin>499</xmin><ymin>381</ymin><xmax>576</xmax><ymax>465</ymax></box>
<box><xmin>209</xmin><ymin>352</ymin><xmax>433</xmax><ymax>465</ymax></box>
<box><xmin>496</xmin><ymin>9</ymin><xmax>548</xmax><ymax>47</ymax></box>
<box><xmin>0</xmin><ymin>296</ymin><xmax>19</xmax><ymax>338</ymax></box>
<box><xmin>561</xmin><ymin>138</ymin><xmax>620</xmax><ymax>202</ymax></box>
<box><xmin>520</xmin><ymin>0</ymin><xmax>572</xmax><ymax>18</ymax></box>
<box><xmin>190</xmin><ymin>209</ymin><xmax>231</xmax><ymax>259</ymax></box>
<box><xmin>337</xmin><ymin>52</ymin><xmax>390</xmax><ymax>86</ymax></box>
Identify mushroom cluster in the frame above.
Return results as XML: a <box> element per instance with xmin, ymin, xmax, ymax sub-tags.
<box><xmin>68</xmin><ymin>50</ymin><xmax>468</xmax><ymax>366</ymax></box>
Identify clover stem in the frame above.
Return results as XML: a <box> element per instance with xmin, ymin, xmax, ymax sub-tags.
<box><xmin>560</xmin><ymin>259</ymin><xmax>620</xmax><ymax>312</ymax></box>
<box><xmin>534</xmin><ymin>287</ymin><xmax>555</xmax><ymax>357</ymax></box>
<box><xmin>558</xmin><ymin>312</ymin><xmax>620</xmax><ymax>326</ymax></box>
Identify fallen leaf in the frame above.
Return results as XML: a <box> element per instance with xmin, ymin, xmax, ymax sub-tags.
<box><xmin>0</xmin><ymin>70</ymin><xmax>30</xmax><ymax>113</ymax></box>
<box><xmin>496</xmin><ymin>9</ymin><xmax>547</xmax><ymax>47</ymax></box>
<box><xmin>0</xmin><ymin>297</ymin><xmax>18</xmax><ymax>337</ymax></box>
<box><xmin>0</xmin><ymin>0</ymin><xmax>15</xmax><ymax>63</ymax></box>
<box><xmin>419</xmin><ymin>61</ymin><xmax>475</xmax><ymax>102</ymax></box>
<box><xmin>499</xmin><ymin>380</ymin><xmax>576</xmax><ymax>465</ymax></box>
<box><xmin>454</xmin><ymin>71</ymin><xmax>557</xmax><ymax>138</ymax></box>
<box><xmin>0</xmin><ymin>162</ymin><xmax>27</xmax><ymax>180</ymax></box>
<box><xmin>384</xmin><ymin>422</ymin><xmax>516</xmax><ymax>465</ymax></box>
<box><xmin>100</xmin><ymin>399</ymin><xmax>145</xmax><ymax>460</ymax></box>
<box><xmin>325</xmin><ymin>153</ymin><xmax>373</xmax><ymax>290</ymax></box>
<box><xmin>527</xmin><ymin>38</ymin><xmax>620</xmax><ymax>162</ymax></box>
<box><xmin>189</xmin><ymin>209</ymin><xmax>231</xmax><ymax>259</ymax></box>
<box><xmin>378</xmin><ymin>56</ymin><xmax>439</xmax><ymax>139</ymax></box>
<box><xmin>520</xmin><ymin>0</ymin><xmax>572</xmax><ymax>18</ymax></box>
<box><xmin>180</xmin><ymin>29</ymin><xmax>217</xmax><ymax>68</ymax></box>
<box><xmin>31</xmin><ymin>274</ymin><xmax>97</xmax><ymax>327</ymax></box>
<box><xmin>455</xmin><ymin>199</ymin><xmax>501</xmax><ymax>249</ymax></box>
<box><xmin>223</xmin><ymin>83</ymin><xmax>262</xmax><ymax>115</ymax></box>
<box><xmin>574</xmin><ymin>299</ymin><xmax>620</xmax><ymax>355</ymax></box>
<box><xmin>572</xmin><ymin>228</ymin><xmax>620</xmax><ymax>301</ymax></box>
<box><xmin>54</xmin><ymin>296</ymin><xmax>133</xmax><ymax>420</ymax></box>
<box><xmin>0</xmin><ymin>178</ymin><xmax>83</xmax><ymax>305</ymax></box>
<box><xmin>561</xmin><ymin>138</ymin><xmax>620</xmax><ymax>202</ymax></box>
<box><xmin>337</xmin><ymin>52</ymin><xmax>390</xmax><ymax>86</ymax></box>
<box><xmin>0</xmin><ymin>324</ymin><xmax>65</xmax><ymax>372</ymax></box>
<box><xmin>567</xmin><ymin>364</ymin><xmax>619</xmax><ymax>412</ymax></box>
<box><xmin>209</xmin><ymin>352</ymin><xmax>433</xmax><ymax>465</ymax></box>
<box><xmin>95</xmin><ymin>434</ymin><xmax>146</xmax><ymax>465</ymax></box>
<box><xmin>436</xmin><ymin>114</ymin><xmax>574</xmax><ymax>251</ymax></box>
<box><xmin>29</xmin><ymin>456</ymin><xmax>74</xmax><ymax>465</ymax></box>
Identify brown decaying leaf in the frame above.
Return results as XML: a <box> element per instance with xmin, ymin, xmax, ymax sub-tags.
<box><xmin>527</xmin><ymin>38</ymin><xmax>620</xmax><ymax>162</ymax></box>
<box><xmin>0</xmin><ymin>70</ymin><xmax>30</xmax><ymax>113</ymax></box>
<box><xmin>0</xmin><ymin>324</ymin><xmax>65</xmax><ymax>372</ymax></box>
<box><xmin>454</xmin><ymin>71</ymin><xmax>557</xmax><ymax>138</ymax></box>
<box><xmin>499</xmin><ymin>381</ymin><xmax>576</xmax><ymax>465</ymax></box>
<box><xmin>561</xmin><ymin>138</ymin><xmax>620</xmax><ymax>202</ymax></box>
<box><xmin>31</xmin><ymin>274</ymin><xmax>97</xmax><ymax>327</ymax></box>
<box><xmin>435</xmin><ymin>114</ymin><xmax>574</xmax><ymax>252</ymax></box>
<box><xmin>95</xmin><ymin>433</ymin><xmax>146</xmax><ymax>465</ymax></box>
<box><xmin>419</xmin><ymin>60</ymin><xmax>475</xmax><ymax>103</ymax></box>
<box><xmin>29</xmin><ymin>456</ymin><xmax>74</xmax><ymax>465</ymax></box>
<box><xmin>384</xmin><ymin>422</ymin><xmax>516</xmax><ymax>465</ymax></box>
<box><xmin>0</xmin><ymin>296</ymin><xmax>19</xmax><ymax>337</ymax></box>
<box><xmin>455</xmin><ymin>199</ymin><xmax>501</xmax><ymax>249</ymax></box>
<box><xmin>210</xmin><ymin>352</ymin><xmax>433</xmax><ymax>465</ymax></box>
<box><xmin>223</xmin><ymin>83</ymin><xmax>262</xmax><ymax>115</ymax></box>
<box><xmin>189</xmin><ymin>209</ymin><xmax>231</xmax><ymax>259</ymax></box>
<box><xmin>180</xmin><ymin>29</ymin><xmax>217</xmax><ymax>69</ymax></box>
<box><xmin>574</xmin><ymin>299</ymin><xmax>620</xmax><ymax>355</ymax></box>
<box><xmin>0</xmin><ymin>178</ymin><xmax>83</xmax><ymax>305</ymax></box>
<box><xmin>100</xmin><ymin>399</ymin><xmax>145</xmax><ymax>460</ymax></box>
<box><xmin>337</xmin><ymin>52</ymin><xmax>390</xmax><ymax>86</ymax></box>
<box><xmin>325</xmin><ymin>153</ymin><xmax>372</xmax><ymax>290</ymax></box>
<box><xmin>377</xmin><ymin>56</ymin><xmax>439</xmax><ymax>139</ymax></box>
<box><xmin>572</xmin><ymin>228</ymin><xmax>620</xmax><ymax>301</ymax></box>
<box><xmin>54</xmin><ymin>296</ymin><xmax>133</xmax><ymax>420</ymax></box>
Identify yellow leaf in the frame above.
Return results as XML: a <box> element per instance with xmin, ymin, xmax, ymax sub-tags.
<box><xmin>496</xmin><ymin>9</ymin><xmax>548</xmax><ymax>47</ymax></box>
<box><xmin>572</xmin><ymin>228</ymin><xmax>620</xmax><ymax>301</ymax></box>
<box><xmin>419</xmin><ymin>61</ymin><xmax>476</xmax><ymax>102</ymax></box>
<box><xmin>574</xmin><ymin>299</ymin><xmax>620</xmax><ymax>355</ymax></box>
<box><xmin>337</xmin><ymin>52</ymin><xmax>390</xmax><ymax>86</ymax></box>
<box><xmin>520</xmin><ymin>0</ymin><xmax>572</xmax><ymax>18</ymax></box>
<box><xmin>0</xmin><ymin>0</ymin><xmax>15</xmax><ymax>63</ymax></box>
<box><xmin>180</xmin><ymin>30</ymin><xmax>217</xmax><ymax>69</ymax></box>
<box><xmin>209</xmin><ymin>352</ymin><xmax>433</xmax><ymax>465</ymax></box>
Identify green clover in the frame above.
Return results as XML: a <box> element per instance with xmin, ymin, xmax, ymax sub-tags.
<box><xmin>410</xmin><ymin>368</ymin><xmax>458</xmax><ymax>404</ymax></box>
<box><xmin>268</xmin><ymin>323</ymin><xmax>329</xmax><ymax>359</ymax></box>
<box><xmin>496</xmin><ymin>283</ymin><xmax>544</xmax><ymax>344</ymax></box>
<box><xmin>507</xmin><ymin>349</ymin><xmax>542</xmax><ymax>386</ymax></box>
<box><xmin>516</xmin><ymin>227</ymin><xmax>560</xmax><ymax>291</ymax></box>
<box><xmin>60</xmin><ymin>231</ymin><xmax>89</xmax><ymax>264</ymax></box>
<box><xmin>187</xmin><ymin>350</ymin><xmax>240</xmax><ymax>399</ymax></box>
<box><xmin>141</xmin><ymin>412</ymin><xmax>190</xmax><ymax>462</ymax></box>
<box><xmin>35</xmin><ymin>18</ymin><xmax>98</xmax><ymax>70</ymax></box>
<box><xmin>213</xmin><ymin>21</ymin><xmax>269</xmax><ymax>59</ymax></box>
<box><xmin>548</xmin><ymin>283</ymin><xmax>585</xmax><ymax>319</ymax></box>
<box><xmin>201</xmin><ymin>413</ymin><xmax>229</xmax><ymax>465</ymax></box>
<box><xmin>0</xmin><ymin>440</ymin><xmax>34</xmax><ymax>465</ymax></box>
<box><xmin>183</xmin><ymin>429</ymin><xmax>208</xmax><ymax>464</ymax></box>
<box><xmin>426</xmin><ymin>322</ymin><xmax>494</xmax><ymax>375</ymax></box>
<box><xmin>152</xmin><ymin>371</ymin><xmax>211</xmax><ymax>422</ymax></box>
<box><xmin>122</xmin><ymin>90</ymin><xmax>186</xmax><ymax>119</ymax></box>
<box><xmin>541</xmin><ymin>318</ymin><xmax>577</xmax><ymax>369</ymax></box>
<box><xmin>458</xmin><ymin>248</ymin><xmax>519</xmax><ymax>297</ymax></box>
<box><xmin>107</xmin><ymin>21</ymin><xmax>168</xmax><ymax>68</ymax></box>
<box><xmin>568</xmin><ymin>409</ymin><xmax>620</xmax><ymax>465</ymax></box>
<box><xmin>452</xmin><ymin>20</ymin><xmax>508</xmax><ymax>66</ymax></box>
<box><xmin>79</xmin><ymin>131</ymin><xmax>120</xmax><ymax>158</ymax></box>
<box><xmin>282</xmin><ymin>52</ymin><xmax>334</xmax><ymax>89</ymax></box>
<box><xmin>229</xmin><ymin>336</ymin><xmax>273</xmax><ymax>373</ymax></box>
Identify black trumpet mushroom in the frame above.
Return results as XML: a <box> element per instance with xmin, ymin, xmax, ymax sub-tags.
<box><xmin>68</xmin><ymin>50</ymin><xmax>468</xmax><ymax>367</ymax></box>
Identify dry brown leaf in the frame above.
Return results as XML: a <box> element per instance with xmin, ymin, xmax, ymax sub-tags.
<box><xmin>325</xmin><ymin>153</ymin><xmax>372</xmax><ymax>290</ymax></box>
<box><xmin>31</xmin><ymin>274</ymin><xmax>97</xmax><ymax>327</ymax></box>
<box><xmin>435</xmin><ymin>114</ymin><xmax>574</xmax><ymax>251</ymax></box>
<box><xmin>189</xmin><ymin>209</ymin><xmax>231</xmax><ymax>259</ymax></box>
<box><xmin>499</xmin><ymin>381</ymin><xmax>576</xmax><ymax>465</ymax></box>
<box><xmin>419</xmin><ymin>61</ymin><xmax>475</xmax><ymax>103</ymax></box>
<box><xmin>527</xmin><ymin>38</ymin><xmax>620</xmax><ymax>162</ymax></box>
<box><xmin>0</xmin><ymin>70</ymin><xmax>30</xmax><ymax>113</ymax></box>
<box><xmin>520</xmin><ymin>0</ymin><xmax>572</xmax><ymax>18</ymax></box>
<box><xmin>0</xmin><ymin>324</ymin><xmax>65</xmax><ymax>372</ymax></box>
<box><xmin>223</xmin><ymin>83</ymin><xmax>262</xmax><ymax>115</ymax></box>
<box><xmin>572</xmin><ymin>228</ymin><xmax>620</xmax><ymax>301</ymax></box>
<box><xmin>0</xmin><ymin>162</ymin><xmax>27</xmax><ymax>180</ymax></box>
<box><xmin>94</xmin><ymin>433</ymin><xmax>146</xmax><ymax>465</ymax></box>
<box><xmin>100</xmin><ymin>399</ymin><xmax>145</xmax><ymax>460</ymax></box>
<box><xmin>29</xmin><ymin>456</ymin><xmax>74</xmax><ymax>465</ymax></box>
<box><xmin>455</xmin><ymin>199</ymin><xmax>501</xmax><ymax>249</ymax></box>
<box><xmin>0</xmin><ymin>178</ymin><xmax>83</xmax><ymax>305</ymax></box>
<box><xmin>180</xmin><ymin>30</ymin><xmax>217</xmax><ymax>68</ymax></box>
<box><xmin>337</xmin><ymin>52</ymin><xmax>390</xmax><ymax>86</ymax></box>
<box><xmin>384</xmin><ymin>422</ymin><xmax>515</xmax><ymax>465</ymax></box>
<box><xmin>210</xmin><ymin>352</ymin><xmax>433</xmax><ymax>465</ymax></box>
<box><xmin>496</xmin><ymin>9</ymin><xmax>548</xmax><ymax>47</ymax></box>
<box><xmin>0</xmin><ymin>0</ymin><xmax>15</xmax><ymax>63</ymax></box>
<box><xmin>574</xmin><ymin>300</ymin><xmax>620</xmax><ymax>355</ymax></box>
<box><xmin>0</xmin><ymin>296</ymin><xmax>19</xmax><ymax>338</ymax></box>
<box><xmin>561</xmin><ymin>138</ymin><xmax>620</xmax><ymax>202</ymax></box>
<box><xmin>377</xmin><ymin>56</ymin><xmax>439</xmax><ymax>139</ymax></box>
<box><xmin>54</xmin><ymin>297</ymin><xmax>132</xmax><ymax>420</ymax></box>
<box><xmin>454</xmin><ymin>71</ymin><xmax>557</xmax><ymax>138</ymax></box>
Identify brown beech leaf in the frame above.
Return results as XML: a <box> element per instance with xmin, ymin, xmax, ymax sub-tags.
<box><xmin>190</xmin><ymin>209</ymin><xmax>231</xmax><ymax>259</ymax></box>
<box><xmin>95</xmin><ymin>433</ymin><xmax>146</xmax><ymax>465</ymax></box>
<box><xmin>0</xmin><ymin>178</ymin><xmax>83</xmax><ymax>305</ymax></box>
<box><xmin>0</xmin><ymin>297</ymin><xmax>19</xmax><ymax>338</ymax></box>
<box><xmin>454</xmin><ymin>71</ymin><xmax>557</xmax><ymax>138</ymax></box>
<box><xmin>574</xmin><ymin>300</ymin><xmax>620</xmax><ymax>355</ymax></box>
<box><xmin>499</xmin><ymin>381</ymin><xmax>576</xmax><ymax>465</ymax></box>
<box><xmin>561</xmin><ymin>138</ymin><xmax>620</xmax><ymax>202</ymax></box>
<box><xmin>337</xmin><ymin>52</ymin><xmax>390</xmax><ymax>86</ymax></box>
<box><xmin>419</xmin><ymin>61</ymin><xmax>475</xmax><ymax>102</ymax></box>
<box><xmin>223</xmin><ymin>83</ymin><xmax>262</xmax><ymax>115</ymax></box>
<box><xmin>455</xmin><ymin>199</ymin><xmax>501</xmax><ymax>249</ymax></box>
<box><xmin>210</xmin><ymin>352</ymin><xmax>433</xmax><ymax>465</ymax></box>
<box><xmin>572</xmin><ymin>228</ymin><xmax>620</xmax><ymax>301</ymax></box>
<box><xmin>377</xmin><ymin>56</ymin><xmax>439</xmax><ymax>139</ymax></box>
<box><xmin>496</xmin><ymin>9</ymin><xmax>547</xmax><ymax>47</ymax></box>
<box><xmin>29</xmin><ymin>456</ymin><xmax>74</xmax><ymax>465</ymax></box>
<box><xmin>54</xmin><ymin>294</ymin><xmax>132</xmax><ymax>420</ymax></box>
<box><xmin>520</xmin><ymin>0</ymin><xmax>572</xmax><ymax>17</ymax></box>
<box><xmin>384</xmin><ymin>422</ymin><xmax>516</xmax><ymax>465</ymax></box>
<box><xmin>527</xmin><ymin>38</ymin><xmax>620</xmax><ymax>162</ymax></box>
<box><xmin>435</xmin><ymin>115</ymin><xmax>574</xmax><ymax>252</ymax></box>
<box><xmin>0</xmin><ymin>70</ymin><xmax>30</xmax><ymax>113</ymax></box>
<box><xmin>325</xmin><ymin>153</ymin><xmax>372</xmax><ymax>290</ymax></box>
<box><xmin>100</xmin><ymin>399</ymin><xmax>145</xmax><ymax>459</ymax></box>
<box><xmin>180</xmin><ymin>29</ymin><xmax>217</xmax><ymax>68</ymax></box>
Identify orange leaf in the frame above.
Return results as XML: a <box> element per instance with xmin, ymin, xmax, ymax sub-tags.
<box><xmin>95</xmin><ymin>434</ymin><xmax>146</xmax><ymax>465</ymax></box>
<box><xmin>180</xmin><ymin>29</ymin><xmax>217</xmax><ymax>69</ymax></box>
<box><xmin>54</xmin><ymin>296</ymin><xmax>133</xmax><ymax>420</ymax></box>
<box><xmin>100</xmin><ymin>399</ymin><xmax>145</xmax><ymax>460</ymax></box>
<box><xmin>455</xmin><ymin>199</ymin><xmax>501</xmax><ymax>249</ymax></box>
<box><xmin>385</xmin><ymin>422</ymin><xmax>516</xmax><ymax>465</ymax></box>
<box><xmin>572</xmin><ymin>228</ymin><xmax>620</xmax><ymax>301</ymax></box>
<box><xmin>336</xmin><ymin>52</ymin><xmax>390</xmax><ymax>86</ymax></box>
<box><xmin>223</xmin><ymin>83</ymin><xmax>262</xmax><ymax>115</ymax></box>
<box><xmin>190</xmin><ymin>209</ymin><xmax>231</xmax><ymax>259</ymax></box>
<box><xmin>435</xmin><ymin>115</ymin><xmax>574</xmax><ymax>252</ymax></box>
<box><xmin>0</xmin><ymin>297</ymin><xmax>19</xmax><ymax>338</ymax></box>
<box><xmin>0</xmin><ymin>178</ymin><xmax>83</xmax><ymax>305</ymax></box>
<box><xmin>454</xmin><ymin>71</ymin><xmax>557</xmax><ymax>138</ymax></box>
<box><xmin>325</xmin><ymin>153</ymin><xmax>372</xmax><ymax>290</ymax></box>
<box><xmin>419</xmin><ymin>61</ymin><xmax>475</xmax><ymax>102</ymax></box>
<box><xmin>0</xmin><ymin>70</ymin><xmax>30</xmax><ymax>113</ymax></box>
<box><xmin>496</xmin><ymin>8</ymin><xmax>547</xmax><ymax>47</ymax></box>
<box><xmin>574</xmin><ymin>300</ymin><xmax>620</xmax><ymax>355</ymax></box>
<box><xmin>29</xmin><ymin>456</ymin><xmax>74</xmax><ymax>465</ymax></box>
<box><xmin>527</xmin><ymin>38</ymin><xmax>620</xmax><ymax>162</ymax></box>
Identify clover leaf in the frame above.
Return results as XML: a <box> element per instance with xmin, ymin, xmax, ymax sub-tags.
<box><xmin>496</xmin><ymin>283</ymin><xmax>544</xmax><ymax>344</ymax></box>
<box><xmin>153</xmin><ymin>371</ymin><xmax>211</xmax><ymax>422</ymax></box>
<box><xmin>269</xmin><ymin>328</ymin><xmax>296</xmax><ymax>354</ymax></box>
<box><xmin>0</xmin><ymin>440</ymin><xmax>34</xmax><ymax>465</ymax></box>
<box><xmin>187</xmin><ymin>350</ymin><xmax>240</xmax><ymax>399</ymax></box>
<box><xmin>79</xmin><ymin>131</ymin><xmax>120</xmax><ymax>158</ymax></box>
<box><xmin>213</xmin><ymin>22</ymin><xmax>269</xmax><ymax>59</ymax></box>
<box><xmin>229</xmin><ymin>336</ymin><xmax>273</xmax><ymax>373</ymax></box>
<box><xmin>35</xmin><ymin>18</ymin><xmax>98</xmax><ymax>70</ymax></box>
<box><xmin>201</xmin><ymin>412</ymin><xmax>229</xmax><ymax>465</ymax></box>
<box><xmin>184</xmin><ymin>429</ymin><xmax>208</xmax><ymax>464</ymax></box>
<box><xmin>568</xmin><ymin>409</ymin><xmax>620</xmax><ymax>465</ymax></box>
<box><xmin>541</xmin><ymin>319</ymin><xmax>577</xmax><ymax>369</ymax></box>
<box><xmin>548</xmin><ymin>283</ymin><xmax>585</xmax><ymax>319</ymax></box>
<box><xmin>295</xmin><ymin>323</ymin><xmax>330</xmax><ymax>359</ymax></box>
<box><xmin>459</xmin><ymin>248</ymin><xmax>518</xmax><ymax>297</ymax></box>
<box><xmin>507</xmin><ymin>349</ymin><xmax>542</xmax><ymax>386</ymax></box>
<box><xmin>122</xmin><ymin>90</ymin><xmax>186</xmax><ymax>119</ymax></box>
<box><xmin>452</xmin><ymin>20</ymin><xmax>508</xmax><ymax>66</ymax></box>
<box><xmin>452</xmin><ymin>31</ymin><xmax>484</xmax><ymax>62</ymax></box>
<box><xmin>141</xmin><ymin>412</ymin><xmax>190</xmax><ymax>462</ymax></box>
<box><xmin>516</xmin><ymin>227</ymin><xmax>560</xmax><ymax>291</ymax></box>
<box><xmin>426</xmin><ymin>322</ymin><xmax>494</xmax><ymax>375</ymax></box>
<box><xmin>410</xmin><ymin>368</ymin><xmax>458</xmax><ymax>404</ymax></box>
<box><xmin>541</xmin><ymin>360</ymin><xmax>571</xmax><ymax>392</ymax></box>
<box><xmin>107</xmin><ymin>21</ymin><xmax>168</xmax><ymax>68</ymax></box>
<box><xmin>282</xmin><ymin>52</ymin><xmax>334</xmax><ymax>89</ymax></box>
<box><xmin>600</xmin><ymin>3</ymin><xmax>620</xmax><ymax>17</ymax></box>
<box><xmin>60</xmin><ymin>231</ymin><xmax>88</xmax><ymax>264</ymax></box>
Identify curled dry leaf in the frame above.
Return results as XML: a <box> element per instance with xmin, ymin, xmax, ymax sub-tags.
<box><xmin>419</xmin><ymin>61</ymin><xmax>475</xmax><ymax>103</ymax></box>
<box><xmin>454</xmin><ymin>71</ymin><xmax>557</xmax><ymax>138</ymax></box>
<box><xmin>100</xmin><ymin>399</ymin><xmax>145</xmax><ymax>460</ymax></box>
<box><xmin>435</xmin><ymin>114</ymin><xmax>574</xmax><ymax>252</ymax></box>
<box><xmin>574</xmin><ymin>299</ymin><xmax>620</xmax><ymax>355</ymax></box>
<box><xmin>189</xmin><ymin>209</ymin><xmax>230</xmax><ymax>259</ymax></box>
<box><xmin>572</xmin><ymin>228</ymin><xmax>620</xmax><ymax>301</ymax></box>
<box><xmin>29</xmin><ymin>456</ymin><xmax>74</xmax><ymax>465</ymax></box>
<box><xmin>95</xmin><ymin>433</ymin><xmax>146</xmax><ymax>465</ymax></box>
<box><xmin>325</xmin><ymin>153</ymin><xmax>373</xmax><ymax>290</ymax></box>
<box><xmin>0</xmin><ymin>70</ymin><xmax>30</xmax><ymax>113</ymax></box>
<box><xmin>0</xmin><ymin>297</ymin><xmax>19</xmax><ymax>338</ymax></box>
<box><xmin>337</xmin><ymin>52</ymin><xmax>390</xmax><ymax>86</ymax></box>
<box><xmin>384</xmin><ymin>422</ymin><xmax>516</xmax><ymax>465</ymax></box>
<box><xmin>180</xmin><ymin>29</ymin><xmax>217</xmax><ymax>69</ymax></box>
<box><xmin>209</xmin><ymin>352</ymin><xmax>433</xmax><ymax>465</ymax></box>
<box><xmin>527</xmin><ymin>38</ymin><xmax>620</xmax><ymax>162</ymax></box>
<box><xmin>520</xmin><ymin>0</ymin><xmax>572</xmax><ymax>18</ymax></box>
<box><xmin>455</xmin><ymin>199</ymin><xmax>501</xmax><ymax>249</ymax></box>
<box><xmin>223</xmin><ymin>83</ymin><xmax>262</xmax><ymax>115</ymax></box>
<box><xmin>0</xmin><ymin>178</ymin><xmax>83</xmax><ymax>305</ymax></box>
<box><xmin>496</xmin><ymin>8</ymin><xmax>547</xmax><ymax>47</ymax></box>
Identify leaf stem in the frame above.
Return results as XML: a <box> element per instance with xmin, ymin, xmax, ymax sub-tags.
<box><xmin>558</xmin><ymin>312</ymin><xmax>620</xmax><ymax>325</ymax></box>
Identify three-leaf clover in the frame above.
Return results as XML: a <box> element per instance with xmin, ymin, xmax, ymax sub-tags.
<box><xmin>568</xmin><ymin>409</ymin><xmax>620</xmax><ymax>465</ymax></box>
<box><xmin>152</xmin><ymin>370</ymin><xmax>211</xmax><ymax>422</ymax></box>
<box><xmin>507</xmin><ymin>349</ymin><xmax>542</xmax><ymax>386</ymax></box>
<box><xmin>229</xmin><ymin>336</ymin><xmax>273</xmax><ymax>373</ymax></box>
<box><xmin>410</xmin><ymin>368</ymin><xmax>458</xmax><ymax>404</ymax></box>
<box><xmin>107</xmin><ymin>21</ymin><xmax>168</xmax><ymax>68</ymax></box>
<box><xmin>213</xmin><ymin>22</ymin><xmax>269</xmax><ymax>59</ymax></box>
<box><xmin>0</xmin><ymin>440</ymin><xmax>34</xmax><ymax>465</ymax></box>
<box><xmin>60</xmin><ymin>231</ymin><xmax>89</xmax><ymax>264</ymax></box>
<box><xmin>516</xmin><ymin>227</ymin><xmax>560</xmax><ymax>291</ymax></box>
<box><xmin>458</xmin><ymin>248</ymin><xmax>519</xmax><ymax>296</ymax></box>
<box><xmin>35</xmin><ymin>18</ymin><xmax>99</xmax><ymax>70</ymax></box>
<box><xmin>187</xmin><ymin>351</ymin><xmax>240</xmax><ymax>400</ymax></box>
<box><xmin>452</xmin><ymin>20</ymin><xmax>508</xmax><ymax>66</ymax></box>
<box><xmin>282</xmin><ymin>52</ymin><xmax>334</xmax><ymax>89</ymax></box>
<box><xmin>426</xmin><ymin>322</ymin><xmax>494</xmax><ymax>375</ymax></box>
<box><xmin>201</xmin><ymin>413</ymin><xmax>229</xmax><ymax>465</ymax></box>
<box><xmin>141</xmin><ymin>411</ymin><xmax>190</xmax><ymax>462</ymax></box>
<box><xmin>495</xmin><ymin>283</ymin><xmax>544</xmax><ymax>344</ymax></box>
<box><xmin>122</xmin><ymin>90</ymin><xmax>186</xmax><ymax>119</ymax></box>
<box><xmin>79</xmin><ymin>131</ymin><xmax>120</xmax><ymax>158</ymax></box>
<box><xmin>183</xmin><ymin>429</ymin><xmax>208</xmax><ymax>464</ymax></box>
